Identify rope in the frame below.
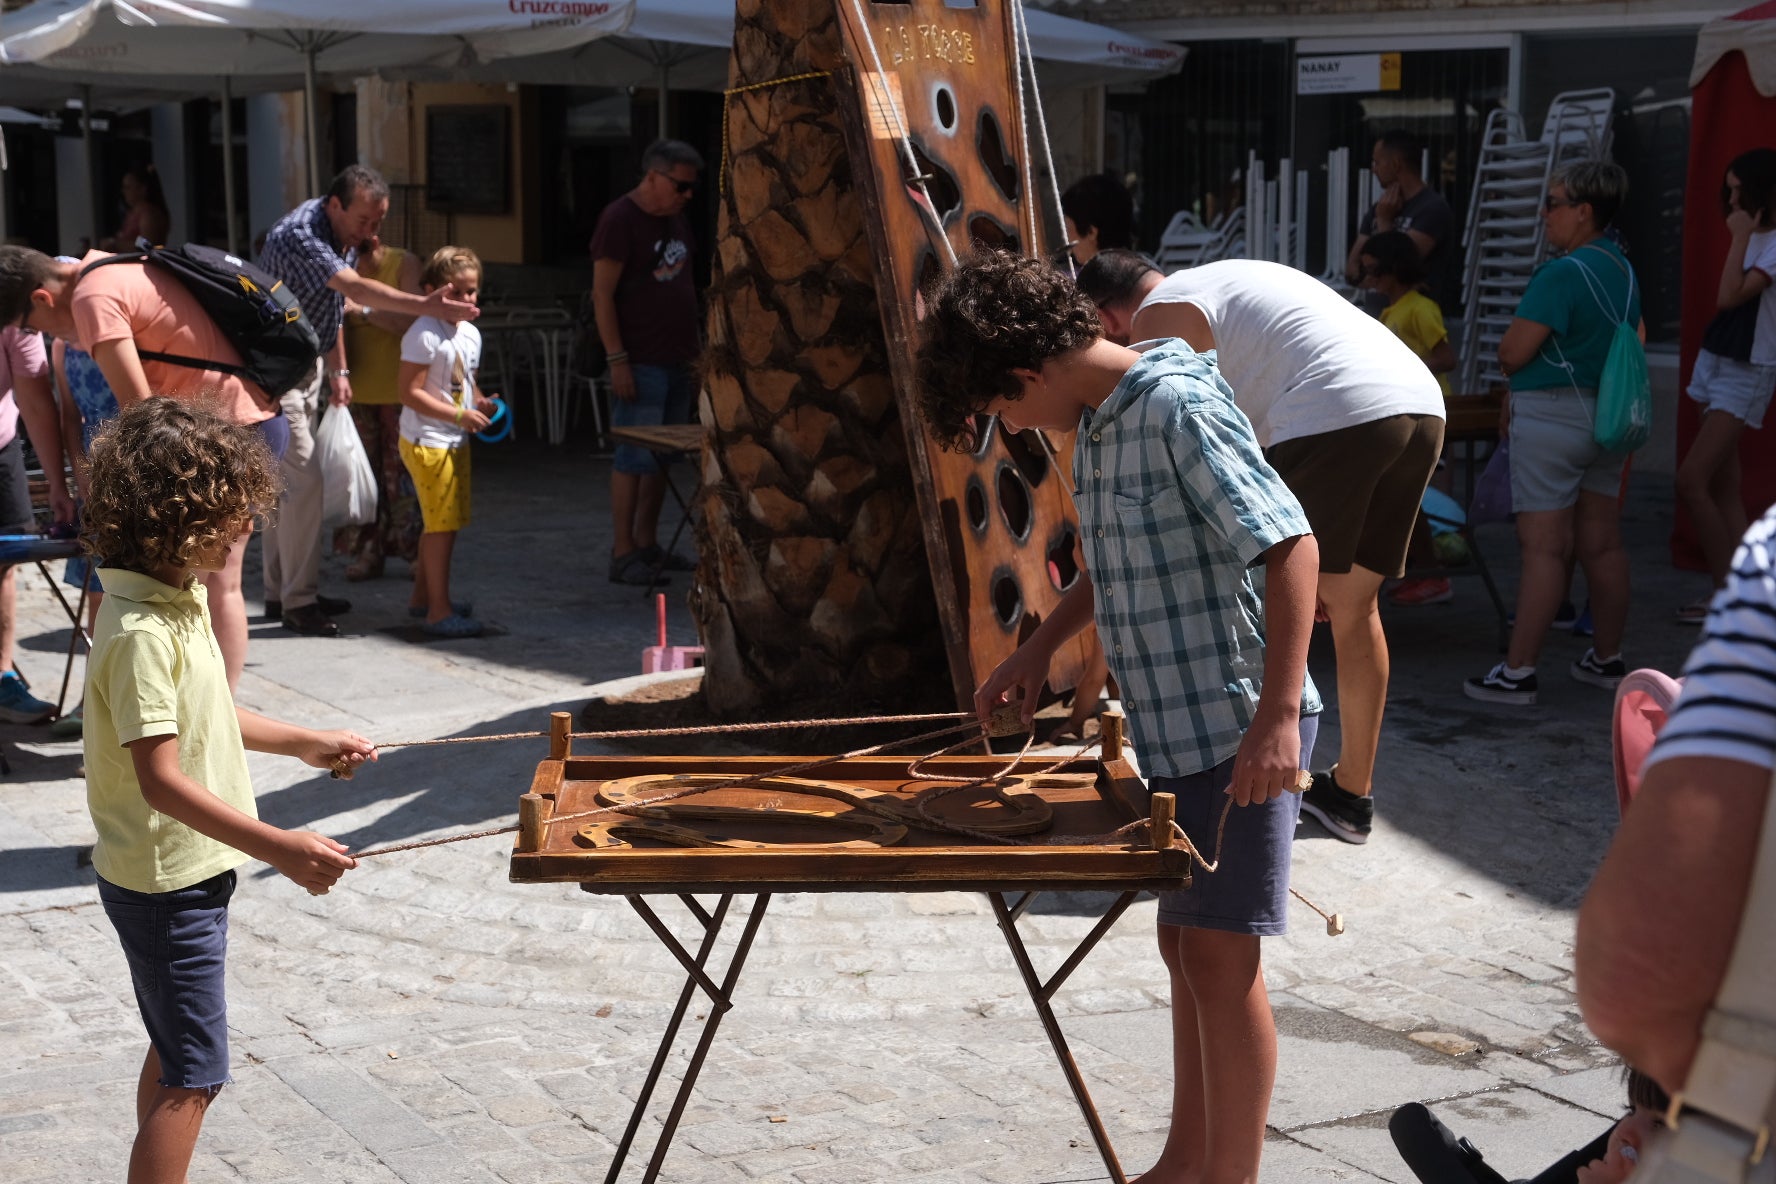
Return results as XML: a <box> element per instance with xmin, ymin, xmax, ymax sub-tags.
<box><xmin>719</xmin><ymin>70</ymin><xmax>834</xmax><ymax>197</ymax></box>
<box><xmin>362</xmin><ymin>711</ymin><xmax>971</xmax><ymax>756</ymax></box>
<box><xmin>355</xmin><ymin>718</ymin><xmax>984</xmax><ymax>858</ymax></box>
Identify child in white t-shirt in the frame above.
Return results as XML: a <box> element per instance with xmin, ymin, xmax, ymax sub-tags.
<box><xmin>398</xmin><ymin>246</ymin><xmax>496</xmax><ymax>638</ymax></box>
<box><xmin>1676</xmin><ymin>149</ymin><xmax>1776</xmax><ymax>621</ymax></box>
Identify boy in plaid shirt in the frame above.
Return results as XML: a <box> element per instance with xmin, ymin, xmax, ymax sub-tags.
<box><xmin>916</xmin><ymin>252</ymin><xmax>1321</xmax><ymax>1184</ymax></box>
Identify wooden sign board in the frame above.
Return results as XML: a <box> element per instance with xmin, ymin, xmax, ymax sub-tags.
<box><xmin>828</xmin><ymin>0</ymin><xmax>1102</xmax><ymax>712</ymax></box>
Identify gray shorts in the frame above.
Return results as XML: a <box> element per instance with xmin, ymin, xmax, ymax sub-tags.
<box><xmin>0</xmin><ymin>435</ymin><xmax>37</xmax><ymax>534</ymax></box>
<box><xmin>1136</xmin><ymin>712</ymin><xmax>1319</xmax><ymax>937</ymax></box>
<box><xmin>1508</xmin><ymin>389</ymin><xmax>1627</xmax><ymax>513</ymax></box>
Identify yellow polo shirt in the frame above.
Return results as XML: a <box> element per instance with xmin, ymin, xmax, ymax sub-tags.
<box><xmin>1380</xmin><ymin>289</ymin><xmax>1453</xmax><ymax>398</ymax></box>
<box><xmin>83</xmin><ymin>568</ymin><xmax>255</xmax><ymax>894</ymax></box>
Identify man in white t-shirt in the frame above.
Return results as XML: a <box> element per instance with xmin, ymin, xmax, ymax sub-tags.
<box><xmin>1079</xmin><ymin>250</ymin><xmax>1445</xmax><ymax>845</ymax></box>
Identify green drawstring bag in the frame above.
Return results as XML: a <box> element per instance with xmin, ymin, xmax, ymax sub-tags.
<box><xmin>1552</xmin><ymin>247</ymin><xmax>1651</xmax><ymax>454</ymax></box>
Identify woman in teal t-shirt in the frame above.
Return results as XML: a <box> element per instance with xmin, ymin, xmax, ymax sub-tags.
<box><xmin>1465</xmin><ymin>161</ymin><xmax>1643</xmax><ymax>708</ymax></box>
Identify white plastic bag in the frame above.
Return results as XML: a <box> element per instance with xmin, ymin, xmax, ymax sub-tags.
<box><xmin>314</xmin><ymin>405</ymin><xmax>377</xmax><ymax>526</ymax></box>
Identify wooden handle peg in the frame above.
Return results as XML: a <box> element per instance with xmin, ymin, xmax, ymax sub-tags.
<box><xmin>1100</xmin><ymin>710</ymin><xmax>1124</xmax><ymax>762</ymax></box>
<box><xmin>329</xmin><ymin>756</ymin><xmax>355</xmax><ymax>781</ymax></box>
<box><xmin>549</xmin><ymin>711</ymin><xmax>572</xmax><ymax>759</ymax></box>
<box><xmin>519</xmin><ymin>793</ymin><xmax>552</xmax><ymax>853</ymax></box>
<box><xmin>1326</xmin><ymin>913</ymin><xmax>1346</xmax><ymax>938</ymax></box>
<box><xmin>1150</xmin><ymin>791</ymin><xmax>1176</xmax><ymax>851</ymax></box>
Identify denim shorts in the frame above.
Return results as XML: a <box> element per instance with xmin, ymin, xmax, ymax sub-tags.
<box><xmin>1133</xmin><ymin>713</ymin><xmax>1319</xmax><ymax>937</ymax></box>
<box><xmin>612</xmin><ymin>363</ymin><xmax>697</xmax><ymax>475</ymax></box>
<box><xmin>1689</xmin><ymin>349</ymin><xmax>1776</xmax><ymax>430</ymax></box>
<box><xmin>1507</xmin><ymin>389</ymin><xmax>1626</xmax><ymax>512</ymax></box>
<box><xmin>98</xmin><ymin>870</ymin><xmax>236</xmax><ymax>1091</ymax></box>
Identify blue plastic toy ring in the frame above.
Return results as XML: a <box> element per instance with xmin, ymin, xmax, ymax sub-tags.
<box><xmin>475</xmin><ymin>399</ymin><xmax>511</xmax><ymax>443</ymax></box>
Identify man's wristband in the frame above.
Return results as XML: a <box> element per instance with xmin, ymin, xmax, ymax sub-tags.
<box><xmin>606</xmin><ymin>351</ymin><xmax>629</xmax><ymax>365</ymax></box>
<box><xmin>328</xmin><ymin>368</ymin><xmax>351</xmax><ymax>379</ymax></box>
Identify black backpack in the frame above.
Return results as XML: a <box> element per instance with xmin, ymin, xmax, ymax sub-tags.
<box><xmin>80</xmin><ymin>241</ymin><xmax>322</xmax><ymax>398</ymax></box>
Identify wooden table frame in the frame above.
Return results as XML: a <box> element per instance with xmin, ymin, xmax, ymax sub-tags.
<box><xmin>512</xmin><ymin>713</ymin><xmax>1183</xmax><ymax>1183</ymax></box>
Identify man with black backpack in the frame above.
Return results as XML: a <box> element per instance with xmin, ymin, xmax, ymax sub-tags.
<box><xmin>0</xmin><ymin>243</ymin><xmax>301</xmax><ymax>690</ymax></box>
<box><xmin>258</xmin><ymin>164</ymin><xmax>478</xmax><ymax>638</ymax></box>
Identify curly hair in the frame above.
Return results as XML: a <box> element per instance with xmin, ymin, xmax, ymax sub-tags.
<box><xmin>915</xmin><ymin>250</ymin><xmax>1101</xmax><ymax>453</ymax></box>
<box><xmin>82</xmin><ymin>399</ymin><xmax>280</xmax><ymax>576</ymax></box>
<box><xmin>421</xmin><ymin>245</ymin><xmax>482</xmax><ymax>290</ymax></box>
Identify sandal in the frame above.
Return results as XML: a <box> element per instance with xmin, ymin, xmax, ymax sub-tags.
<box><xmin>409</xmin><ymin>600</ymin><xmax>472</xmax><ymax>618</ymax></box>
<box><xmin>1675</xmin><ymin>598</ymin><xmax>1713</xmax><ymax>625</ymax></box>
<box><xmin>420</xmin><ymin>613</ymin><xmax>484</xmax><ymax>638</ymax></box>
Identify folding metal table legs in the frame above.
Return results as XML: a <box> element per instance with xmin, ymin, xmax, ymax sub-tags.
<box><xmin>987</xmin><ymin>889</ymin><xmax>1142</xmax><ymax>1184</ymax></box>
<box><xmin>604</xmin><ymin>893</ymin><xmax>771</xmax><ymax>1184</ymax></box>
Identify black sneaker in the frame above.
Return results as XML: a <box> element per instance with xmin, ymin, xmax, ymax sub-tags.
<box><xmin>265</xmin><ymin>594</ymin><xmax>351</xmax><ymax>619</ymax></box>
<box><xmin>1464</xmin><ymin>662</ymin><xmax>1538</xmax><ymax>705</ymax></box>
<box><xmin>1299</xmin><ymin>770</ymin><xmax>1374</xmax><ymax>845</ymax></box>
<box><xmin>608</xmin><ymin>550</ymin><xmax>667</xmax><ymax>587</ymax></box>
<box><xmin>1570</xmin><ymin>648</ymin><xmax>1626</xmax><ymax>690</ymax></box>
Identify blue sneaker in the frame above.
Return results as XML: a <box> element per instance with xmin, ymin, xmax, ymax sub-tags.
<box><xmin>0</xmin><ymin>672</ymin><xmax>55</xmax><ymax>724</ymax></box>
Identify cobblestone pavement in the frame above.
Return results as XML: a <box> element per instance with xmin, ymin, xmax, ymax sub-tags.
<box><xmin>1</xmin><ymin>435</ymin><xmax>1707</xmax><ymax>1182</ymax></box>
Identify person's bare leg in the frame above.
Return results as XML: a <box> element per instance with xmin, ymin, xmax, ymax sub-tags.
<box><xmin>1574</xmin><ymin>491</ymin><xmax>1630</xmax><ymax>661</ymax></box>
<box><xmin>131</xmin><ymin>1082</ymin><xmax>215</xmax><ymax>1184</ymax></box>
<box><xmin>1505</xmin><ymin>508</ymin><xmax>1577</xmax><ymax>671</ymax></box>
<box><xmin>1676</xmin><ymin>410</ymin><xmax>1747</xmax><ymax>588</ymax></box>
<box><xmin>1134</xmin><ymin>923</ymin><xmax>1206</xmax><ymax>1184</ymax></box>
<box><xmin>1179</xmin><ymin>927</ymin><xmax>1273</xmax><ymax>1184</ymax></box>
<box><xmin>135</xmin><ymin>1044</ymin><xmax>160</xmax><ymax>1127</ymax></box>
<box><xmin>196</xmin><ymin>532</ymin><xmax>250</xmax><ymax>692</ymax></box>
<box><xmin>611</xmin><ymin>470</ymin><xmax>642</xmax><ymax>558</ymax></box>
<box><xmin>1315</xmin><ymin>566</ymin><xmax>1389</xmax><ymax>794</ymax></box>
<box><xmin>631</xmin><ymin>471</ymin><xmax>667</xmax><ymax>553</ymax></box>
<box><xmin>418</xmin><ymin>532</ymin><xmax>458</xmax><ymax>623</ymax></box>
<box><xmin>0</xmin><ymin>565</ymin><xmax>16</xmax><ymax>674</ymax></box>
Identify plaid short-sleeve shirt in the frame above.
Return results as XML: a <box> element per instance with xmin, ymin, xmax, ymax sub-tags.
<box><xmin>1075</xmin><ymin>341</ymin><xmax>1321</xmax><ymax>778</ymax></box>
<box><xmin>260</xmin><ymin>198</ymin><xmax>356</xmax><ymax>352</ymax></box>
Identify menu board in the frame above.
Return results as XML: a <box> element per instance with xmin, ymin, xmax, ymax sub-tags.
<box><xmin>425</xmin><ymin>105</ymin><xmax>510</xmax><ymax>215</ymax></box>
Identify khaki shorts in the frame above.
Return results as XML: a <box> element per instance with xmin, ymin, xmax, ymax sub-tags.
<box><xmin>1267</xmin><ymin>413</ymin><xmax>1444</xmax><ymax>578</ymax></box>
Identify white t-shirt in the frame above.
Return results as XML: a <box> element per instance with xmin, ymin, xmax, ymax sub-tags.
<box><xmin>1134</xmin><ymin>260</ymin><xmax>1446</xmax><ymax>448</ymax></box>
<box><xmin>399</xmin><ymin>316</ymin><xmax>482</xmax><ymax>449</ymax></box>
<box><xmin>1746</xmin><ymin>229</ymin><xmax>1776</xmax><ymax>367</ymax></box>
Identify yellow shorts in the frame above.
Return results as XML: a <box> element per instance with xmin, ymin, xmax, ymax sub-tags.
<box><xmin>399</xmin><ymin>438</ymin><xmax>471</xmax><ymax>534</ymax></box>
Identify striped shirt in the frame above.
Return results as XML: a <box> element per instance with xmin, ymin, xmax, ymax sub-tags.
<box><xmin>259</xmin><ymin>198</ymin><xmax>355</xmax><ymax>353</ymax></box>
<box><xmin>1649</xmin><ymin>505</ymin><xmax>1776</xmax><ymax>772</ymax></box>
<box><xmin>1075</xmin><ymin>341</ymin><xmax>1322</xmax><ymax>779</ymax></box>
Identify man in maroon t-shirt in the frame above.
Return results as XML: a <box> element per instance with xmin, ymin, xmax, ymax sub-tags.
<box><xmin>590</xmin><ymin>140</ymin><xmax>703</xmax><ymax>586</ymax></box>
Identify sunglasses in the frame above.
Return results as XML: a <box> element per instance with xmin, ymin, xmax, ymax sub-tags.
<box><xmin>654</xmin><ymin>170</ymin><xmax>696</xmax><ymax>196</ymax></box>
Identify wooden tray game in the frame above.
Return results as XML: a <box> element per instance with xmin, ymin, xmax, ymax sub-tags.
<box><xmin>508</xmin><ymin>721</ymin><xmax>1191</xmax><ymax>895</ymax></box>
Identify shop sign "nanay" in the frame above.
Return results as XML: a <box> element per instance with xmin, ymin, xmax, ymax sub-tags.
<box><xmin>1297</xmin><ymin>53</ymin><xmax>1402</xmax><ymax>95</ymax></box>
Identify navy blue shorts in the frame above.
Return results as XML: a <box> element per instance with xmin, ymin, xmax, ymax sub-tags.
<box><xmin>1140</xmin><ymin>713</ymin><xmax>1319</xmax><ymax>937</ymax></box>
<box><xmin>612</xmin><ymin>363</ymin><xmax>697</xmax><ymax>475</ymax></box>
<box><xmin>98</xmin><ymin>870</ymin><xmax>236</xmax><ymax>1091</ymax></box>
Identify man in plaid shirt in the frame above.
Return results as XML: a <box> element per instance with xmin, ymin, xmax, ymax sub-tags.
<box><xmin>917</xmin><ymin>251</ymin><xmax>1320</xmax><ymax>1184</ymax></box>
<box><xmin>258</xmin><ymin>165</ymin><xmax>476</xmax><ymax>636</ymax></box>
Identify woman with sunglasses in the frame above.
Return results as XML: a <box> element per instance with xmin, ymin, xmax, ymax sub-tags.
<box><xmin>1464</xmin><ymin>161</ymin><xmax>1642</xmax><ymax>706</ymax></box>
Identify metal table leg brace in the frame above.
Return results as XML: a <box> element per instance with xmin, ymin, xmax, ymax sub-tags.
<box><xmin>604</xmin><ymin>889</ymin><xmax>1140</xmax><ymax>1183</ymax></box>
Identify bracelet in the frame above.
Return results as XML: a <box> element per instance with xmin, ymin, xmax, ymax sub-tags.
<box><xmin>328</xmin><ymin>368</ymin><xmax>351</xmax><ymax>379</ymax></box>
<box><xmin>606</xmin><ymin>351</ymin><xmax>629</xmax><ymax>365</ymax></box>
<box><xmin>454</xmin><ymin>407</ymin><xmax>464</xmax><ymax>425</ymax></box>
